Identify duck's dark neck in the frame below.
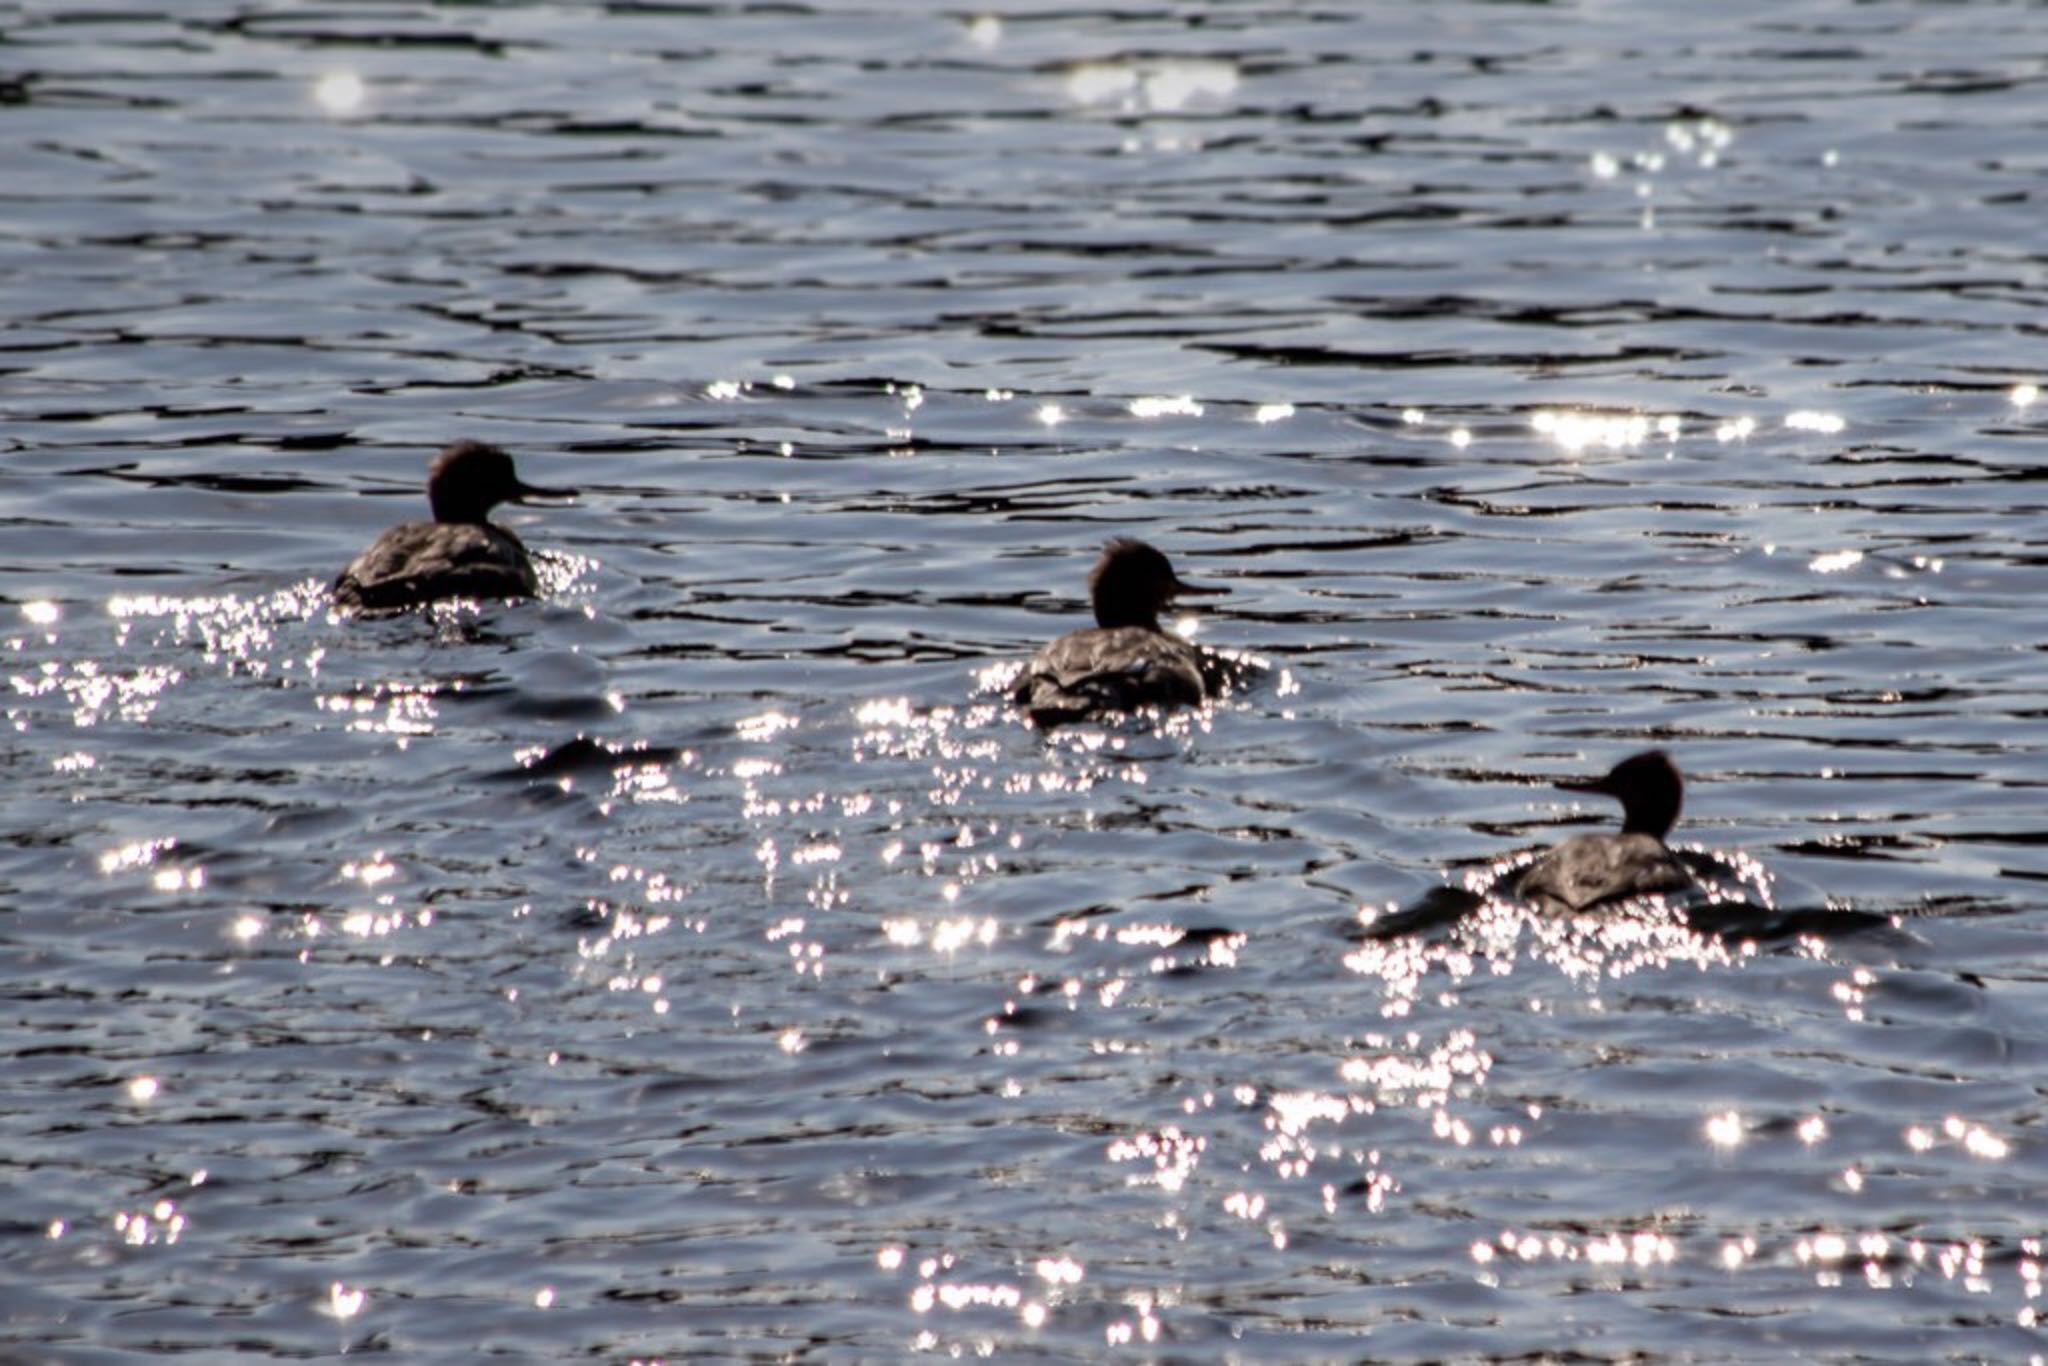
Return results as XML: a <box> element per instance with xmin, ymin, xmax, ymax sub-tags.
<box><xmin>1618</xmin><ymin>796</ymin><xmax>1678</xmax><ymax>840</ymax></box>
<box><xmin>429</xmin><ymin>492</ymin><xmax>492</xmax><ymax>525</ymax></box>
<box><xmin>1093</xmin><ymin>600</ymin><xmax>1162</xmax><ymax>631</ymax></box>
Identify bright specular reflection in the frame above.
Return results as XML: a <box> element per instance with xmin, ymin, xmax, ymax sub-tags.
<box><xmin>1785</xmin><ymin>409</ymin><xmax>1846</xmax><ymax>434</ymax></box>
<box><xmin>13</xmin><ymin>658</ymin><xmax>182</xmax><ymax>728</ymax></box>
<box><xmin>1531</xmin><ymin>408</ymin><xmax>1681</xmax><ymax>454</ymax></box>
<box><xmin>1128</xmin><ymin>394</ymin><xmax>1202</xmax><ymax>419</ymax></box>
<box><xmin>1520</xmin><ymin>403</ymin><xmax>1859</xmax><ymax>469</ymax></box>
<box><xmin>1666</xmin><ymin>116</ymin><xmax>1734</xmax><ymax>165</ymax></box>
<box><xmin>1589</xmin><ymin>117</ymin><xmax>1734</xmax><ymax>189</ymax></box>
<box><xmin>1064</xmin><ymin>58</ymin><xmax>1239</xmax><ymax>114</ymax></box>
<box><xmin>316</xmin><ymin>679</ymin><xmax>444</xmax><ymax>735</ymax></box>
<box><xmin>323</xmin><ymin>1282</ymin><xmax>366</xmax><ymax>1321</ymax></box>
<box><xmin>312</xmin><ymin>70</ymin><xmax>366</xmax><ymax>116</ymax></box>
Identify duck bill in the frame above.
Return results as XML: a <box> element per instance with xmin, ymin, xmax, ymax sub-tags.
<box><xmin>509</xmin><ymin>479</ymin><xmax>577</xmax><ymax>504</ymax></box>
<box><xmin>1553</xmin><ymin>776</ymin><xmax>1614</xmax><ymax>797</ymax></box>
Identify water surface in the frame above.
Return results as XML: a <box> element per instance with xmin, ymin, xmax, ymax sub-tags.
<box><xmin>5</xmin><ymin>1</ymin><xmax>2048</xmax><ymax>1359</ymax></box>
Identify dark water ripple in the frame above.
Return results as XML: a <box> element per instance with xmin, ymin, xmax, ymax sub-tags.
<box><xmin>6</xmin><ymin>0</ymin><xmax>2048</xmax><ymax>1360</ymax></box>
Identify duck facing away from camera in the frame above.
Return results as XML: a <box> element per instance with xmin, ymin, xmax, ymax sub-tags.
<box><xmin>1011</xmin><ymin>538</ymin><xmax>1239</xmax><ymax>729</ymax></box>
<box><xmin>332</xmin><ymin>440</ymin><xmax>575</xmax><ymax>614</ymax></box>
<box><xmin>1514</xmin><ymin>749</ymin><xmax>1697</xmax><ymax>912</ymax></box>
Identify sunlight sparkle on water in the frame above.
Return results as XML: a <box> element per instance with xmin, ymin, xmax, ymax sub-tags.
<box><xmin>100</xmin><ymin>836</ymin><xmax>176</xmax><ymax>876</ymax></box>
<box><xmin>1106</xmin><ymin>1126</ymin><xmax>1204</xmax><ymax>1193</ymax></box>
<box><xmin>2011</xmin><ymin>382</ymin><xmax>2039</xmax><ymax>408</ymax></box>
<box><xmin>340</xmin><ymin>910</ymin><xmax>404</xmax><ymax>939</ymax></box>
<box><xmin>1065</xmin><ymin>62</ymin><xmax>1138</xmax><ymax>106</ymax></box>
<box><xmin>1705</xmin><ymin>1110</ymin><xmax>1745</xmax><ymax>1148</ymax></box>
<box><xmin>1142</xmin><ymin>59</ymin><xmax>1237</xmax><ymax>112</ymax></box>
<box><xmin>1809</xmin><ymin>549</ymin><xmax>1863</xmax><ymax>575</ymax></box>
<box><xmin>317</xmin><ymin>680</ymin><xmax>441</xmax><ymax>736</ymax></box>
<box><xmin>913</xmin><ymin>1278</ymin><xmax>1022</xmax><ymax>1315</ymax></box>
<box><xmin>854</xmin><ymin>696</ymin><xmax>918</xmax><ymax>729</ymax></box>
<box><xmin>153</xmin><ymin>864</ymin><xmax>204</xmax><ymax>893</ymax></box>
<box><xmin>1942</xmin><ymin>1114</ymin><xmax>2011</xmax><ymax>1160</ymax></box>
<box><xmin>736</xmin><ymin>709</ymin><xmax>798</xmax><ymax>743</ymax></box>
<box><xmin>114</xmin><ymin>1199</ymin><xmax>185</xmax><ymax>1247</ymax></box>
<box><xmin>325</xmin><ymin>1282</ymin><xmax>366</xmax><ymax>1321</ymax></box>
<box><xmin>1035</xmin><ymin>403</ymin><xmax>1065</xmax><ymax>427</ymax></box>
<box><xmin>1786</xmin><ymin>410</ymin><xmax>1846</xmax><ymax>434</ymax></box>
<box><xmin>1666</xmin><ymin>116</ymin><xmax>1733</xmax><ymax>166</ymax></box>
<box><xmin>1066</xmin><ymin>58</ymin><xmax>1237</xmax><ymax>113</ymax></box>
<box><xmin>882</xmin><ymin>915</ymin><xmax>997</xmax><ymax>954</ymax></box>
<box><xmin>16</xmin><ymin>658</ymin><xmax>182</xmax><ymax>728</ymax></box>
<box><xmin>341</xmin><ymin>852</ymin><xmax>397</xmax><ymax>887</ymax></box>
<box><xmin>1267</xmin><ymin>1088</ymin><xmax>1363</xmax><ymax>1140</ymax></box>
<box><xmin>1035</xmin><ymin>1255</ymin><xmax>1084</xmax><ymax>1285</ymax></box>
<box><xmin>312</xmin><ymin>70</ymin><xmax>365</xmax><ymax>116</ymax></box>
<box><xmin>1253</xmin><ymin>402</ymin><xmax>1294</xmax><ymax>424</ymax></box>
<box><xmin>21</xmin><ymin>600</ymin><xmax>58</xmax><ymax>626</ymax></box>
<box><xmin>1532</xmin><ymin>409</ymin><xmax>1671</xmax><ymax>454</ymax></box>
<box><xmin>1128</xmin><ymin>395</ymin><xmax>1202</xmax><ymax>419</ymax></box>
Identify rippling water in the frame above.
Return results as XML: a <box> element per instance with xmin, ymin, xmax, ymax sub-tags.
<box><xmin>7</xmin><ymin>1</ymin><xmax>2048</xmax><ymax>1359</ymax></box>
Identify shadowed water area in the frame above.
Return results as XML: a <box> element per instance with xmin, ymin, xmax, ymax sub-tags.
<box><xmin>5</xmin><ymin>1</ymin><xmax>2048</xmax><ymax>1359</ymax></box>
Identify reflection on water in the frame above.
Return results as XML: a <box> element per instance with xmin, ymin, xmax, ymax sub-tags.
<box><xmin>7</xmin><ymin>0</ymin><xmax>2048</xmax><ymax>1359</ymax></box>
<box><xmin>311</xmin><ymin>70</ymin><xmax>366</xmax><ymax>118</ymax></box>
<box><xmin>1064</xmin><ymin>57</ymin><xmax>1240</xmax><ymax>115</ymax></box>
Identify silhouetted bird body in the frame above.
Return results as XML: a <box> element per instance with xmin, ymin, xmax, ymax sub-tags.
<box><xmin>1012</xmin><ymin>538</ymin><xmax>1233</xmax><ymax>728</ymax></box>
<box><xmin>333</xmin><ymin>440</ymin><xmax>574</xmax><ymax>614</ymax></box>
<box><xmin>1515</xmin><ymin>750</ymin><xmax>1696</xmax><ymax>912</ymax></box>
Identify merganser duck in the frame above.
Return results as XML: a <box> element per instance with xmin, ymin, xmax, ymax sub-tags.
<box><xmin>1515</xmin><ymin>749</ymin><xmax>1696</xmax><ymax>912</ymax></box>
<box><xmin>332</xmin><ymin>440</ymin><xmax>574</xmax><ymax>614</ymax></box>
<box><xmin>1012</xmin><ymin>537</ymin><xmax>1234</xmax><ymax>728</ymax></box>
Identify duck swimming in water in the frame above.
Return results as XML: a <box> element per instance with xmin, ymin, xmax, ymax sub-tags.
<box><xmin>332</xmin><ymin>440</ymin><xmax>575</xmax><ymax>614</ymax></box>
<box><xmin>1514</xmin><ymin>749</ymin><xmax>1695</xmax><ymax>912</ymax></box>
<box><xmin>1363</xmin><ymin>749</ymin><xmax>1784</xmax><ymax>940</ymax></box>
<box><xmin>1011</xmin><ymin>537</ymin><xmax>1236</xmax><ymax>728</ymax></box>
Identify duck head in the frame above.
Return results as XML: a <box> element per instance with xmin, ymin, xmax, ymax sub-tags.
<box><xmin>1554</xmin><ymin>748</ymin><xmax>1684</xmax><ymax>839</ymax></box>
<box><xmin>1086</xmin><ymin>537</ymin><xmax>1226</xmax><ymax>630</ymax></box>
<box><xmin>426</xmin><ymin>440</ymin><xmax>576</xmax><ymax>525</ymax></box>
